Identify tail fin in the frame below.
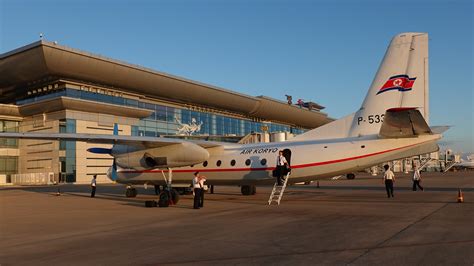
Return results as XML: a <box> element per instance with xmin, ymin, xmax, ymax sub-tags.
<box><xmin>349</xmin><ymin>32</ymin><xmax>429</xmax><ymax>137</ymax></box>
<box><xmin>292</xmin><ymin>32</ymin><xmax>429</xmax><ymax>141</ymax></box>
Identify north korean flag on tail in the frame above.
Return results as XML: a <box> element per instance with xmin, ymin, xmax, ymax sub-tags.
<box><xmin>377</xmin><ymin>74</ymin><xmax>416</xmax><ymax>95</ymax></box>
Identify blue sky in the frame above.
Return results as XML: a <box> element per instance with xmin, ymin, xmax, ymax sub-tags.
<box><xmin>1</xmin><ymin>0</ymin><xmax>472</xmax><ymax>153</ymax></box>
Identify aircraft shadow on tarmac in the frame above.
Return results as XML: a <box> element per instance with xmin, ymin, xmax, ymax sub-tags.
<box><xmin>292</xmin><ymin>185</ymin><xmax>473</xmax><ymax>192</ymax></box>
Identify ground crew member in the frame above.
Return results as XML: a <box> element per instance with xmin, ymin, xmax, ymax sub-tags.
<box><xmin>192</xmin><ymin>172</ymin><xmax>202</xmax><ymax>209</ymax></box>
<box><xmin>276</xmin><ymin>150</ymin><xmax>288</xmax><ymax>186</ymax></box>
<box><xmin>383</xmin><ymin>165</ymin><xmax>395</xmax><ymax>198</ymax></box>
<box><xmin>412</xmin><ymin>166</ymin><xmax>424</xmax><ymax>191</ymax></box>
<box><xmin>91</xmin><ymin>175</ymin><xmax>97</xmax><ymax>198</ymax></box>
<box><xmin>198</xmin><ymin>173</ymin><xmax>207</xmax><ymax>207</ymax></box>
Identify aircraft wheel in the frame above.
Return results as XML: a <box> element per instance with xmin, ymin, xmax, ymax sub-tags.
<box><xmin>171</xmin><ymin>189</ymin><xmax>180</xmax><ymax>204</ymax></box>
<box><xmin>346</xmin><ymin>173</ymin><xmax>356</xmax><ymax>180</ymax></box>
<box><xmin>158</xmin><ymin>192</ymin><xmax>170</xmax><ymax>207</ymax></box>
<box><xmin>126</xmin><ymin>187</ymin><xmax>137</xmax><ymax>197</ymax></box>
<box><xmin>241</xmin><ymin>185</ymin><xmax>254</xmax><ymax>196</ymax></box>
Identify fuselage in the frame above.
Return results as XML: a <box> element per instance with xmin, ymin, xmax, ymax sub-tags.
<box><xmin>114</xmin><ymin>134</ymin><xmax>441</xmax><ymax>185</ymax></box>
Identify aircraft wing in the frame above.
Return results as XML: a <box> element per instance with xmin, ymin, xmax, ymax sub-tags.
<box><xmin>0</xmin><ymin>132</ymin><xmax>223</xmax><ymax>149</ymax></box>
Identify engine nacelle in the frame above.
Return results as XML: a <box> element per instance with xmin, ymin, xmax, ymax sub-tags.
<box><xmin>114</xmin><ymin>142</ymin><xmax>209</xmax><ymax>170</ymax></box>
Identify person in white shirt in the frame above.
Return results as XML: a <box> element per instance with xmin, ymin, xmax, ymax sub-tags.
<box><xmin>412</xmin><ymin>166</ymin><xmax>424</xmax><ymax>191</ymax></box>
<box><xmin>275</xmin><ymin>150</ymin><xmax>289</xmax><ymax>186</ymax></box>
<box><xmin>383</xmin><ymin>165</ymin><xmax>395</xmax><ymax>198</ymax></box>
<box><xmin>91</xmin><ymin>175</ymin><xmax>97</xmax><ymax>198</ymax></box>
<box><xmin>198</xmin><ymin>174</ymin><xmax>207</xmax><ymax>207</ymax></box>
<box><xmin>192</xmin><ymin>172</ymin><xmax>203</xmax><ymax>209</ymax></box>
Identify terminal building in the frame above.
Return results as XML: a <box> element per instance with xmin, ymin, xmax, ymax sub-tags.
<box><xmin>0</xmin><ymin>40</ymin><xmax>333</xmax><ymax>184</ymax></box>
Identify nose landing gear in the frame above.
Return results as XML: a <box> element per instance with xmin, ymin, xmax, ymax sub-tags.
<box><xmin>125</xmin><ymin>186</ymin><xmax>137</xmax><ymax>197</ymax></box>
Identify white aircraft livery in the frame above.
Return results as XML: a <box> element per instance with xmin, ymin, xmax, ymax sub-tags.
<box><xmin>0</xmin><ymin>32</ymin><xmax>447</xmax><ymax>197</ymax></box>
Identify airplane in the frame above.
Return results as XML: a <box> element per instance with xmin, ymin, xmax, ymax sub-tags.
<box><xmin>454</xmin><ymin>155</ymin><xmax>474</xmax><ymax>170</ymax></box>
<box><xmin>0</xmin><ymin>32</ymin><xmax>447</xmax><ymax>203</ymax></box>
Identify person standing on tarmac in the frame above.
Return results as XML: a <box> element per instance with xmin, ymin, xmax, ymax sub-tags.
<box><xmin>383</xmin><ymin>164</ymin><xmax>395</xmax><ymax>198</ymax></box>
<box><xmin>91</xmin><ymin>175</ymin><xmax>97</xmax><ymax>198</ymax></box>
<box><xmin>276</xmin><ymin>150</ymin><xmax>288</xmax><ymax>186</ymax></box>
<box><xmin>412</xmin><ymin>166</ymin><xmax>424</xmax><ymax>191</ymax></box>
<box><xmin>198</xmin><ymin>173</ymin><xmax>207</xmax><ymax>208</ymax></box>
<box><xmin>192</xmin><ymin>172</ymin><xmax>202</xmax><ymax>209</ymax></box>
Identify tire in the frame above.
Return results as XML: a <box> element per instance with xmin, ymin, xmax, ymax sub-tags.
<box><xmin>346</xmin><ymin>173</ymin><xmax>356</xmax><ymax>180</ymax></box>
<box><xmin>171</xmin><ymin>189</ymin><xmax>180</xmax><ymax>204</ymax></box>
<box><xmin>241</xmin><ymin>185</ymin><xmax>252</xmax><ymax>195</ymax></box>
<box><xmin>126</xmin><ymin>188</ymin><xmax>137</xmax><ymax>198</ymax></box>
<box><xmin>158</xmin><ymin>191</ymin><xmax>170</xmax><ymax>207</ymax></box>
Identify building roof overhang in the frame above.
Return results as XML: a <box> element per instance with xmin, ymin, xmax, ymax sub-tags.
<box><xmin>0</xmin><ymin>41</ymin><xmax>333</xmax><ymax>128</ymax></box>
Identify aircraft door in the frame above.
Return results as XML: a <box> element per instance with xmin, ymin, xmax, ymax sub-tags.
<box><xmin>282</xmin><ymin>149</ymin><xmax>292</xmax><ymax>167</ymax></box>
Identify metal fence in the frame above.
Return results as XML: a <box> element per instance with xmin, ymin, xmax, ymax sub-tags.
<box><xmin>11</xmin><ymin>172</ymin><xmax>56</xmax><ymax>185</ymax></box>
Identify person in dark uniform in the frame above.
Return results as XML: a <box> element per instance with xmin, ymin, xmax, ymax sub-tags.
<box><xmin>383</xmin><ymin>165</ymin><xmax>395</xmax><ymax>198</ymax></box>
<box><xmin>90</xmin><ymin>175</ymin><xmax>97</xmax><ymax>198</ymax></box>
<box><xmin>276</xmin><ymin>150</ymin><xmax>288</xmax><ymax>186</ymax></box>
<box><xmin>198</xmin><ymin>173</ymin><xmax>207</xmax><ymax>207</ymax></box>
<box><xmin>192</xmin><ymin>172</ymin><xmax>202</xmax><ymax>209</ymax></box>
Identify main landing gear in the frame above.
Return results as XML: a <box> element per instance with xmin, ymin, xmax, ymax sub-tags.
<box><xmin>241</xmin><ymin>185</ymin><xmax>256</xmax><ymax>195</ymax></box>
<box><xmin>145</xmin><ymin>168</ymin><xmax>179</xmax><ymax>208</ymax></box>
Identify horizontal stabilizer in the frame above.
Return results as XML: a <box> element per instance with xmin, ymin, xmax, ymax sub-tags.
<box><xmin>431</xmin><ymin>126</ymin><xmax>450</xmax><ymax>134</ymax></box>
<box><xmin>379</xmin><ymin>108</ymin><xmax>432</xmax><ymax>138</ymax></box>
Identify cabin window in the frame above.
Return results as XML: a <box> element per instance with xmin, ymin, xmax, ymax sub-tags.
<box><xmin>361</xmin><ymin>145</ymin><xmax>365</xmax><ymax>148</ymax></box>
<box><xmin>230</xmin><ymin>160</ymin><xmax>236</xmax><ymax>166</ymax></box>
<box><xmin>260</xmin><ymin>159</ymin><xmax>267</xmax><ymax>165</ymax></box>
<box><xmin>216</xmin><ymin>160</ymin><xmax>222</xmax><ymax>167</ymax></box>
<box><xmin>203</xmin><ymin>161</ymin><xmax>208</xmax><ymax>167</ymax></box>
<box><xmin>245</xmin><ymin>159</ymin><xmax>251</xmax><ymax>166</ymax></box>
<box><xmin>324</xmin><ymin>146</ymin><xmax>328</xmax><ymax>148</ymax></box>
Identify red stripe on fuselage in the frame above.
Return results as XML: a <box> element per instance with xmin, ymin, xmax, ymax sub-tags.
<box><xmin>120</xmin><ymin>140</ymin><xmax>428</xmax><ymax>174</ymax></box>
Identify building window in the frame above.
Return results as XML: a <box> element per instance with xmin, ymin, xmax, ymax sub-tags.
<box><xmin>0</xmin><ymin>121</ymin><xmax>19</xmax><ymax>148</ymax></box>
<box><xmin>59</xmin><ymin>119</ymin><xmax>76</xmax><ymax>182</ymax></box>
<box><xmin>0</xmin><ymin>156</ymin><xmax>18</xmax><ymax>176</ymax></box>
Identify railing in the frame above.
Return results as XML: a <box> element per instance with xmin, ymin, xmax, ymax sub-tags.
<box><xmin>11</xmin><ymin>172</ymin><xmax>56</xmax><ymax>185</ymax></box>
<box><xmin>443</xmin><ymin>161</ymin><xmax>457</xmax><ymax>172</ymax></box>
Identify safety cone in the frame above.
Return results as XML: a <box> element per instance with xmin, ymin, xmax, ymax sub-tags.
<box><xmin>457</xmin><ymin>189</ymin><xmax>464</xmax><ymax>203</ymax></box>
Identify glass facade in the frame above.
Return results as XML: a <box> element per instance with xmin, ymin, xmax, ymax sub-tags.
<box><xmin>0</xmin><ymin>156</ymin><xmax>17</xmax><ymax>176</ymax></box>
<box><xmin>17</xmin><ymin>88</ymin><xmax>306</xmax><ymax>137</ymax></box>
<box><xmin>59</xmin><ymin>119</ymin><xmax>76</xmax><ymax>182</ymax></box>
<box><xmin>0</xmin><ymin>120</ymin><xmax>19</xmax><ymax>148</ymax></box>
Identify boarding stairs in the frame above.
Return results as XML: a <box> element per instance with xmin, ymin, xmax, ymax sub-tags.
<box><xmin>418</xmin><ymin>157</ymin><xmax>433</xmax><ymax>171</ymax></box>
<box><xmin>268</xmin><ymin>173</ymin><xmax>290</xmax><ymax>205</ymax></box>
<box><xmin>443</xmin><ymin>161</ymin><xmax>457</xmax><ymax>172</ymax></box>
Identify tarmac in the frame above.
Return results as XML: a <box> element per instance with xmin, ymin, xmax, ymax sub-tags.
<box><xmin>1</xmin><ymin>171</ymin><xmax>473</xmax><ymax>265</ymax></box>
